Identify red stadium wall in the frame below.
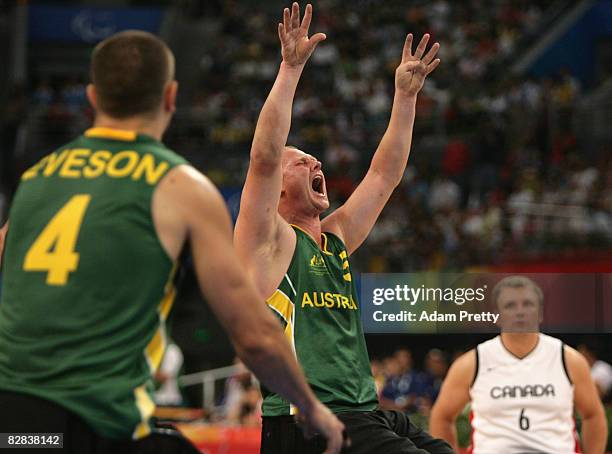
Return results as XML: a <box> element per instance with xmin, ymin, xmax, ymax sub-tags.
<box><xmin>490</xmin><ymin>251</ymin><xmax>612</xmax><ymax>272</ymax></box>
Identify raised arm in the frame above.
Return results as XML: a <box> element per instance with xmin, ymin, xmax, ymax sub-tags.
<box><xmin>153</xmin><ymin>166</ymin><xmax>345</xmax><ymax>454</ymax></box>
<box><xmin>322</xmin><ymin>34</ymin><xmax>440</xmax><ymax>255</ymax></box>
<box><xmin>565</xmin><ymin>346</ymin><xmax>607</xmax><ymax>454</ymax></box>
<box><xmin>235</xmin><ymin>3</ymin><xmax>325</xmax><ymax>256</ymax></box>
<box><xmin>430</xmin><ymin>350</ymin><xmax>475</xmax><ymax>453</ymax></box>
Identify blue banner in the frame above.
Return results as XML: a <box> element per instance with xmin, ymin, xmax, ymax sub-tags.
<box><xmin>28</xmin><ymin>5</ymin><xmax>164</xmax><ymax>43</ymax></box>
<box><xmin>529</xmin><ymin>0</ymin><xmax>612</xmax><ymax>87</ymax></box>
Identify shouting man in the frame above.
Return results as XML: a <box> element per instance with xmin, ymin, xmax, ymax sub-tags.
<box><xmin>235</xmin><ymin>3</ymin><xmax>450</xmax><ymax>453</ymax></box>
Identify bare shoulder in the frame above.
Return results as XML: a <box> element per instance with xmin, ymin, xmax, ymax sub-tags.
<box><xmin>432</xmin><ymin>349</ymin><xmax>475</xmax><ymax>418</ymax></box>
<box><xmin>563</xmin><ymin>345</ymin><xmax>591</xmax><ymax>381</ymax></box>
<box><xmin>156</xmin><ymin>165</ymin><xmax>217</xmax><ymax>197</ymax></box>
<box><xmin>321</xmin><ymin>209</ymin><xmax>346</xmax><ymax>244</ymax></box>
<box><xmin>234</xmin><ymin>213</ymin><xmax>296</xmax><ymax>299</ymax></box>
<box><xmin>153</xmin><ymin>165</ymin><xmax>228</xmax><ymax>262</ymax></box>
<box><xmin>235</xmin><ymin>210</ymin><xmax>294</xmax><ymax>252</ymax></box>
<box><xmin>449</xmin><ymin>349</ymin><xmax>477</xmax><ymax>381</ymax></box>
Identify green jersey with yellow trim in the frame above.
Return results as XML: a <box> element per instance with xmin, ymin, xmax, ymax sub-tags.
<box><xmin>0</xmin><ymin>127</ymin><xmax>187</xmax><ymax>439</ymax></box>
<box><xmin>262</xmin><ymin>226</ymin><xmax>378</xmax><ymax>416</ymax></box>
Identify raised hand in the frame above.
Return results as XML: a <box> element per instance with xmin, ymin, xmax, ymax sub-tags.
<box><xmin>395</xmin><ymin>33</ymin><xmax>440</xmax><ymax>98</ymax></box>
<box><xmin>278</xmin><ymin>3</ymin><xmax>326</xmax><ymax>68</ymax></box>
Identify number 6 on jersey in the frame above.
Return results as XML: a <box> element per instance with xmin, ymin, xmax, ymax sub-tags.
<box><xmin>519</xmin><ymin>408</ymin><xmax>530</xmax><ymax>431</ymax></box>
<box><xmin>23</xmin><ymin>194</ymin><xmax>91</xmax><ymax>286</ymax></box>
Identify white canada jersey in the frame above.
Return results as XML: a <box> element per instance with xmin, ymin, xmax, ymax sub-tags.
<box><xmin>469</xmin><ymin>334</ymin><xmax>578</xmax><ymax>454</ymax></box>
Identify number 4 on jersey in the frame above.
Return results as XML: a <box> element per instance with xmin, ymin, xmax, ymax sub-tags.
<box><xmin>23</xmin><ymin>194</ymin><xmax>91</xmax><ymax>286</ymax></box>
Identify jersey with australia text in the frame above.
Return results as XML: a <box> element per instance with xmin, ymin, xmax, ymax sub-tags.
<box><xmin>262</xmin><ymin>226</ymin><xmax>378</xmax><ymax>416</ymax></box>
<box><xmin>0</xmin><ymin>127</ymin><xmax>187</xmax><ymax>439</ymax></box>
<box><xmin>469</xmin><ymin>334</ymin><xmax>578</xmax><ymax>454</ymax></box>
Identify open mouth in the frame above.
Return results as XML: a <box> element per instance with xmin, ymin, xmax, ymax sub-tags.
<box><xmin>312</xmin><ymin>175</ymin><xmax>324</xmax><ymax>195</ymax></box>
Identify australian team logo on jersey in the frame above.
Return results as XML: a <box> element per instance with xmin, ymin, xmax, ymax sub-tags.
<box><xmin>490</xmin><ymin>384</ymin><xmax>555</xmax><ymax>399</ymax></box>
<box><xmin>309</xmin><ymin>253</ymin><xmax>328</xmax><ymax>276</ymax></box>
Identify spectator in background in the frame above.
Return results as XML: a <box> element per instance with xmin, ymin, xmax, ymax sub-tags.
<box><xmin>222</xmin><ymin>359</ymin><xmax>262</xmax><ymax>427</ymax></box>
<box><xmin>222</xmin><ymin>358</ymin><xmax>254</xmax><ymax>422</ymax></box>
<box><xmin>379</xmin><ymin>348</ymin><xmax>428</xmax><ymax>413</ymax></box>
<box><xmin>578</xmin><ymin>342</ymin><xmax>612</xmax><ymax>403</ymax></box>
<box><xmin>421</xmin><ymin>349</ymin><xmax>449</xmax><ymax>409</ymax></box>
<box><xmin>32</xmin><ymin>79</ymin><xmax>53</xmax><ymax>111</ymax></box>
<box><xmin>154</xmin><ymin>342</ymin><xmax>184</xmax><ymax>407</ymax></box>
<box><xmin>227</xmin><ymin>385</ymin><xmax>262</xmax><ymax>427</ymax></box>
<box><xmin>370</xmin><ymin>359</ymin><xmax>386</xmax><ymax>396</ymax></box>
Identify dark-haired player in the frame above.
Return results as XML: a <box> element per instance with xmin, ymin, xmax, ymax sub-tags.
<box><xmin>0</xmin><ymin>30</ymin><xmax>344</xmax><ymax>454</ymax></box>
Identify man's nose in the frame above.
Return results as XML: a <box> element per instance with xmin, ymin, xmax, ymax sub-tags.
<box><xmin>312</xmin><ymin>160</ymin><xmax>322</xmax><ymax>171</ymax></box>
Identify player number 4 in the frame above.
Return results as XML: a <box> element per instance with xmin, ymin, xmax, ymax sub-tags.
<box><xmin>519</xmin><ymin>408</ymin><xmax>530</xmax><ymax>431</ymax></box>
<box><xmin>23</xmin><ymin>194</ymin><xmax>91</xmax><ymax>286</ymax></box>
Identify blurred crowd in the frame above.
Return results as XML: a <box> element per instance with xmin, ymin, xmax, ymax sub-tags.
<box><xmin>372</xmin><ymin>348</ymin><xmax>449</xmax><ymax>417</ymax></box>
<box><xmin>159</xmin><ymin>340</ymin><xmax>612</xmax><ymax>427</ymax></box>
<box><xmin>182</xmin><ymin>0</ymin><xmax>610</xmax><ymax>270</ymax></box>
<box><xmin>2</xmin><ymin>0</ymin><xmax>609</xmax><ymax>272</ymax></box>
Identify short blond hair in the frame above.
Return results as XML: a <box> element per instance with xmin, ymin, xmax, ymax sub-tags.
<box><xmin>492</xmin><ymin>276</ymin><xmax>543</xmax><ymax>309</ymax></box>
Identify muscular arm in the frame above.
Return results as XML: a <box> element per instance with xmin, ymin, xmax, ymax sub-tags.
<box><xmin>322</xmin><ymin>34</ymin><xmax>439</xmax><ymax>255</ymax></box>
<box><xmin>565</xmin><ymin>346</ymin><xmax>607</xmax><ymax>454</ymax></box>
<box><xmin>234</xmin><ymin>3</ymin><xmax>325</xmax><ymax>293</ymax></box>
<box><xmin>162</xmin><ymin>167</ymin><xmax>314</xmax><ymax>409</ymax></box>
<box><xmin>152</xmin><ymin>166</ymin><xmax>344</xmax><ymax>453</ymax></box>
<box><xmin>234</xmin><ymin>61</ymin><xmax>301</xmax><ymax>252</ymax></box>
<box><xmin>429</xmin><ymin>350</ymin><xmax>475</xmax><ymax>453</ymax></box>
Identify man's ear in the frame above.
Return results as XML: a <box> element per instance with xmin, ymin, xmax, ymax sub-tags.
<box><xmin>164</xmin><ymin>80</ymin><xmax>178</xmax><ymax>113</ymax></box>
<box><xmin>86</xmin><ymin>84</ymin><xmax>97</xmax><ymax>110</ymax></box>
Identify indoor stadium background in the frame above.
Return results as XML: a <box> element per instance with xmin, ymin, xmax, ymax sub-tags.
<box><xmin>0</xmin><ymin>0</ymin><xmax>611</xmax><ymax>452</ymax></box>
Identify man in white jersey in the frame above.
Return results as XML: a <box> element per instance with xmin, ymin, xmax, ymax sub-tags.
<box><xmin>430</xmin><ymin>276</ymin><xmax>607</xmax><ymax>454</ymax></box>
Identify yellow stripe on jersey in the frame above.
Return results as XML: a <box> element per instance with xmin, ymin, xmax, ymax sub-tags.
<box><xmin>320</xmin><ymin>233</ymin><xmax>333</xmax><ymax>256</ymax></box>
<box><xmin>266</xmin><ymin>289</ymin><xmax>295</xmax><ymax>350</ymax></box>
<box><xmin>267</xmin><ymin>289</ymin><xmax>293</xmax><ymax>322</ymax></box>
<box><xmin>144</xmin><ymin>264</ymin><xmax>177</xmax><ymax>373</ymax></box>
<box><xmin>159</xmin><ymin>286</ymin><xmax>176</xmax><ymax>321</ymax></box>
<box><xmin>145</xmin><ymin>329</ymin><xmax>165</xmax><ymax>372</ymax></box>
<box><xmin>85</xmin><ymin>127</ymin><xmax>137</xmax><ymax>142</ymax></box>
<box><xmin>132</xmin><ymin>384</ymin><xmax>155</xmax><ymax>439</ymax></box>
<box><xmin>267</xmin><ymin>288</ymin><xmax>297</xmax><ymax>415</ymax></box>
<box><xmin>339</xmin><ymin>250</ymin><xmax>351</xmax><ymax>281</ymax></box>
<box><xmin>290</xmin><ymin>224</ymin><xmax>333</xmax><ymax>256</ymax></box>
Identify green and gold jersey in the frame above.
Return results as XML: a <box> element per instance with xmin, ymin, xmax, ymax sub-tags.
<box><xmin>262</xmin><ymin>226</ymin><xmax>378</xmax><ymax>416</ymax></box>
<box><xmin>0</xmin><ymin>127</ymin><xmax>187</xmax><ymax>439</ymax></box>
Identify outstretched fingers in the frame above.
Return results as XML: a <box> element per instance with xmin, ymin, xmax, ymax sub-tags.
<box><xmin>426</xmin><ymin>58</ymin><xmax>441</xmax><ymax>75</ymax></box>
<box><xmin>291</xmin><ymin>2</ymin><xmax>300</xmax><ymax>30</ymax></box>
<box><xmin>413</xmin><ymin>33</ymin><xmax>430</xmax><ymax>60</ymax></box>
<box><xmin>422</xmin><ymin>41</ymin><xmax>440</xmax><ymax>65</ymax></box>
<box><xmin>301</xmin><ymin>3</ymin><xmax>313</xmax><ymax>33</ymax></box>
<box><xmin>309</xmin><ymin>32</ymin><xmax>327</xmax><ymax>50</ymax></box>
<box><xmin>283</xmin><ymin>7</ymin><xmax>290</xmax><ymax>32</ymax></box>
<box><xmin>401</xmin><ymin>33</ymin><xmax>413</xmax><ymax>63</ymax></box>
<box><xmin>278</xmin><ymin>23</ymin><xmax>287</xmax><ymax>44</ymax></box>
